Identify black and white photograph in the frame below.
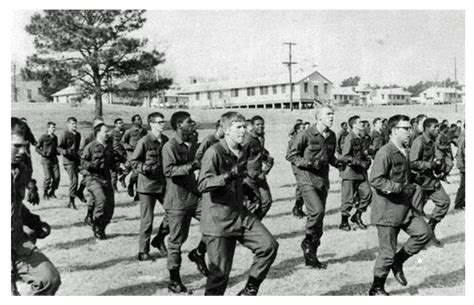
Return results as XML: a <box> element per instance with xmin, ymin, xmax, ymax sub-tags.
<box><xmin>9</xmin><ymin>5</ymin><xmax>467</xmax><ymax>297</ymax></box>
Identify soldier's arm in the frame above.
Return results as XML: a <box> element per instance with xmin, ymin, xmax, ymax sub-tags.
<box><xmin>162</xmin><ymin>143</ymin><xmax>194</xmax><ymax>177</ymax></box>
<box><xmin>129</xmin><ymin>140</ymin><xmax>146</xmax><ymax>173</ymax></box>
<box><xmin>409</xmin><ymin>138</ymin><xmax>431</xmax><ymax>171</ymax></box>
<box><xmin>121</xmin><ymin>130</ymin><xmax>133</xmax><ymax>151</ymax></box>
<box><xmin>342</xmin><ymin>134</ymin><xmax>364</xmax><ymax>166</ymax></box>
<box><xmin>369</xmin><ymin>150</ymin><xmax>403</xmax><ymax>194</ymax></box>
<box><xmin>197</xmin><ymin>147</ymin><xmax>229</xmax><ymax>193</ymax></box>
<box><xmin>195</xmin><ymin>136</ymin><xmax>212</xmax><ymax>163</ymax></box>
<box><xmin>286</xmin><ymin>132</ymin><xmax>311</xmax><ymax>168</ymax></box>
<box><xmin>80</xmin><ymin>145</ymin><xmax>98</xmax><ymax>171</ymax></box>
<box><xmin>35</xmin><ymin>135</ymin><xmax>44</xmax><ymax>156</ymax></box>
<box><xmin>244</xmin><ymin>137</ymin><xmax>263</xmax><ymax>179</ymax></box>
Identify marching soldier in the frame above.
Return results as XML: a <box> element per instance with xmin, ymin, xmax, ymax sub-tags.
<box><xmin>286</xmin><ymin>105</ymin><xmax>345</xmax><ymax>269</ymax></box>
<box><xmin>454</xmin><ymin>128</ymin><xmax>465</xmax><ymax>210</ymax></box>
<box><xmin>369</xmin><ymin>114</ymin><xmax>431</xmax><ymax>296</ymax></box>
<box><xmin>370</xmin><ymin>117</ymin><xmax>386</xmax><ymax>155</ymax></box>
<box><xmin>198</xmin><ymin>111</ymin><xmax>279</xmax><ymax>295</ymax></box>
<box><xmin>408</xmin><ymin>114</ymin><xmax>427</xmax><ymax>147</ymax></box>
<box><xmin>81</xmin><ymin>120</ymin><xmax>116</xmax><ymax>239</ymax></box>
<box><xmin>242</xmin><ymin>115</ymin><xmax>274</xmax><ymax>219</ymax></box>
<box><xmin>58</xmin><ymin>117</ymin><xmax>83</xmax><ymax>209</ymax></box>
<box><xmin>336</xmin><ymin>122</ymin><xmax>349</xmax><ymax>156</ymax></box>
<box><xmin>288</xmin><ymin>122</ymin><xmax>305</xmax><ymax>218</ymax></box>
<box><xmin>35</xmin><ymin>122</ymin><xmax>60</xmax><ymax>200</ymax></box>
<box><xmin>121</xmin><ymin>114</ymin><xmax>148</xmax><ymax>200</ymax></box>
<box><xmin>110</xmin><ymin>118</ymin><xmax>128</xmax><ymax>191</ymax></box>
<box><xmin>195</xmin><ymin>120</ymin><xmax>225</xmax><ymax>163</ymax></box>
<box><xmin>410</xmin><ymin>118</ymin><xmax>451</xmax><ymax>247</ymax></box>
<box><xmin>11</xmin><ymin>117</ymin><xmax>61</xmax><ymax>295</ymax></box>
<box><xmin>339</xmin><ymin>115</ymin><xmax>373</xmax><ymax>231</ymax></box>
<box><xmin>129</xmin><ymin>112</ymin><xmax>170</xmax><ymax>261</ymax></box>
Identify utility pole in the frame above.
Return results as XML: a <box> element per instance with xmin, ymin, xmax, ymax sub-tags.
<box><xmin>283</xmin><ymin>42</ymin><xmax>297</xmax><ymax>111</ymax></box>
<box><xmin>13</xmin><ymin>64</ymin><xmax>18</xmax><ymax>103</ymax></box>
<box><xmin>454</xmin><ymin>57</ymin><xmax>458</xmax><ymax>113</ymax></box>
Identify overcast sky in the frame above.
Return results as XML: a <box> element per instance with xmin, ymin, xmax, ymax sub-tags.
<box><xmin>11</xmin><ymin>10</ymin><xmax>465</xmax><ymax>87</ymax></box>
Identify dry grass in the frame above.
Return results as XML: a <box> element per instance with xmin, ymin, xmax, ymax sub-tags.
<box><xmin>13</xmin><ymin>102</ymin><xmax>465</xmax><ymax>295</ymax></box>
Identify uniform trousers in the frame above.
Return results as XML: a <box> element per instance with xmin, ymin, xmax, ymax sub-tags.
<box><xmin>340</xmin><ymin>179</ymin><xmax>372</xmax><ymax>216</ymax></box>
<box><xmin>86</xmin><ymin>177</ymin><xmax>115</xmax><ymax>225</ymax></box>
<box><xmin>412</xmin><ymin>185</ymin><xmax>450</xmax><ymax>222</ymax></box>
<box><xmin>243</xmin><ymin>177</ymin><xmax>273</xmax><ymax>219</ymax></box>
<box><xmin>301</xmin><ymin>183</ymin><xmax>328</xmax><ymax>245</ymax></box>
<box><xmin>64</xmin><ymin>164</ymin><xmax>78</xmax><ymax>197</ymax></box>
<box><xmin>138</xmin><ymin>192</ymin><xmax>168</xmax><ymax>253</ymax></box>
<box><xmin>454</xmin><ymin>172</ymin><xmax>465</xmax><ymax>208</ymax></box>
<box><xmin>42</xmin><ymin>163</ymin><xmax>60</xmax><ymax>193</ymax></box>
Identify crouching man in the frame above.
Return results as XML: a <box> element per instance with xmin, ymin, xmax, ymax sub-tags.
<box><xmin>369</xmin><ymin>115</ymin><xmax>432</xmax><ymax>296</ymax></box>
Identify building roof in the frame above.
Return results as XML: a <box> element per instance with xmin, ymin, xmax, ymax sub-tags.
<box><xmin>421</xmin><ymin>86</ymin><xmax>461</xmax><ymax>95</ymax></box>
<box><xmin>51</xmin><ymin>86</ymin><xmax>82</xmax><ymax>97</ymax></box>
<box><xmin>332</xmin><ymin>86</ymin><xmax>358</xmax><ymax>96</ymax></box>
<box><xmin>180</xmin><ymin>69</ymin><xmax>333</xmax><ymax>94</ymax></box>
<box><xmin>376</xmin><ymin>88</ymin><xmax>411</xmax><ymax>96</ymax></box>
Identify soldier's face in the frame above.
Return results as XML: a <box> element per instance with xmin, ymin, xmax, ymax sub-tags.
<box><xmin>393</xmin><ymin>120</ymin><xmax>412</xmax><ymax>146</ymax></box>
<box><xmin>68</xmin><ymin>121</ymin><xmax>77</xmax><ymax>131</ymax></box>
<box><xmin>115</xmin><ymin>120</ymin><xmax>124</xmax><ymax>131</ymax></box>
<box><xmin>97</xmin><ymin>125</ymin><xmax>109</xmax><ymax>142</ymax></box>
<box><xmin>317</xmin><ymin>107</ymin><xmax>334</xmax><ymax>128</ymax></box>
<box><xmin>48</xmin><ymin>125</ymin><xmax>56</xmax><ymax>135</ymax></box>
<box><xmin>180</xmin><ymin>117</ymin><xmax>195</xmax><ymax>136</ymax></box>
<box><xmin>426</xmin><ymin>124</ymin><xmax>439</xmax><ymax>139</ymax></box>
<box><xmin>11</xmin><ymin>134</ymin><xmax>28</xmax><ymax>164</ymax></box>
<box><xmin>226</xmin><ymin>121</ymin><xmax>246</xmax><ymax>145</ymax></box>
<box><xmin>253</xmin><ymin>119</ymin><xmax>265</xmax><ymax>135</ymax></box>
<box><xmin>134</xmin><ymin>117</ymin><xmax>143</xmax><ymax>127</ymax></box>
<box><xmin>352</xmin><ymin>119</ymin><xmax>363</xmax><ymax>132</ymax></box>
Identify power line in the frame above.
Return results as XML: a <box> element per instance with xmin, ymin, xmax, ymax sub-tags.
<box><xmin>283</xmin><ymin>42</ymin><xmax>297</xmax><ymax>111</ymax></box>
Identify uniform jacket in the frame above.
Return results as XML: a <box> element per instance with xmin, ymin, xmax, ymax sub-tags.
<box><xmin>162</xmin><ymin>134</ymin><xmax>199</xmax><ymax>210</ymax></box>
<box><xmin>370</xmin><ymin>129</ymin><xmax>385</xmax><ymax>153</ymax></box>
<box><xmin>36</xmin><ymin>133</ymin><xmax>59</xmax><ymax>164</ymax></box>
<box><xmin>341</xmin><ymin>130</ymin><xmax>369</xmax><ymax>181</ymax></box>
<box><xmin>58</xmin><ymin>130</ymin><xmax>81</xmax><ymax>165</ymax></box>
<box><xmin>197</xmin><ymin>139</ymin><xmax>256</xmax><ymax>237</ymax></box>
<box><xmin>195</xmin><ymin>133</ymin><xmax>219</xmax><ymax>163</ymax></box>
<box><xmin>110</xmin><ymin>129</ymin><xmax>127</xmax><ymax>164</ymax></box>
<box><xmin>121</xmin><ymin>125</ymin><xmax>148</xmax><ymax>152</ymax></box>
<box><xmin>242</xmin><ymin>130</ymin><xmax>270</xmax><ymax>180</ymax></box>
<box><xmin>408</xmin><ymin>128</ymin><xmax>422</xmax><ymax>148</ymax></box>
<box><xmin>336</xmin><ymin>129</ymin><xmax>349</xmax><ymax>155</ymax></box>
<box><xmin>435</xmin><ymin>132</ymin><xmax>453</xmax><ymax>160</ymax></box>
<box><xmin>456</xmin><ymin>131</ymin><xmax>465</xmax><ymax>173</ymax></box>
<box><xmin>370</xmin><ymin>141</ymin><xmax>414</xmax><ymax>226</ymax></box>
<box><xmin>81</xmin><ymin>140</ymin><xmax>116</xmax><ymax>182</ymax></box>
<box><xmin>409</xmin><ymin>133</ymin><xmax>439</xmax><ymax>190</ymax></box>
<box><xmin>286</xmin><ymin>125</ymin><xmax>338</xmax><ymax>190</ymax></box>
<box><xmin>130</xmin><ymin>133</ymin><xmax>168</xmax><ymax>194</ymax></box>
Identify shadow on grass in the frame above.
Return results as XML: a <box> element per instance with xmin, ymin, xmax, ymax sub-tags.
<box><xmin>46</xmin><ymin>232</ymin><xmax>138</xmax><ymax>250</ymax></box>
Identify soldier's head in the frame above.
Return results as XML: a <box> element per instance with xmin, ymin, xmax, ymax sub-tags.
<box><xmin>388</xmin><ymin>114</ymin><xmax>411</xmax><ymax>146</ymax></box>
<box><xmin>439</xmin><ymin>123</ymin><xmax>449</xmax><ymax>134</ymax></box>
<box><xmin>245</xmin><ymin>119</ymin><xmax>253</xmax><ymax>133</ymax></box>
<box><xmin>148</xmin><ymin>112</ymin><xmax>166</xmax><ymax>133</ymax></box>
<box><xmin>361</xmin><ymin>120</ymin><xmax>370</xmax><ymax>135</ymax></box>
<box><xmin>131</xmin><ymin>114</ymin><xmax>143</xmax><ymax>127</ymax></box>
<box><xmin>67</xmin><ymin>117</ymin><xmax>78</xmax><ymax>132</ymax></box>
<box><xmin>373</xmin><ymin>117</ymin><xmax>382</xmax><ymax>130</ymax></box>
<box><xmin>415</xmin><ymin>114</ymin><xmax>428</xmax><ymax>133</ymax></box>
<box><xmin>303</xmin><ymin>121</ymin><xmax>311</xmax><ymax>129</ymax></box>
<box><xmin>456</xmin><ymin>120</ymin><xmax>463</xmax><ymax>129</ymax></box>
<box><xmin>221</xmin><ymin>111</ymin><xmax>246</xmax><ymax>145</ymax></box>
<box><xmin>423</xmin><ymin>118</ymin><xmax>439</xmax><ymax>139</ymax></box>
<box><xmin>315</xmin><ymin>105</ymin><xmax>334</xmax><ymax>129</ymax></box>
<box><xmin>114</xmin><ymin>118</ymin><xmax>124</xmax><ymax>131</ymax></box>
<box><xmin>348</xmin><ymin>115</ymin><xmax>363</xmax><ymax>133</ymax></box>
<box><xmin>341</xmin><ymin>122</ymin><xmax>348</xmax><ymax>131</ymax></box>
<box><xmin>251</xmin><ymin>115</ymin><xmax>265</xmax><ymax>136</ymax></box>
<box><xmin>94</xmin><ymin>121</ymin><xmax>109</xmax><ymax>143</ymax></box>
<box><xmin>293</xmin><ymin>122</ymin><xmax>304</xmax><ymax>134</ymax></box>
<box><xmin>170</xmin><ymin>111</ymin><xmax>194</xmax><ymax>138</ymax></box>
<box><xmin>47</xmin><ymin>122</ymin><xmax>56</xmax><ymax>135</ymax></box>
<box><xmin>215</xmin><ymin>119</ymin><xmax>225</xmax><ymax>139</ymax></box>
<box><xmin>296</xmin><ymin>119</ymin><xmax>303</xmax><ymax>124</ymax></box>
<box><xmin>442</xmin><ymin>119</ymin><xmax>449</xmax><ymax>126</ymax></box>
<box><xmin>11</xmin><ymin>117</ymin><xmax>29</xmax><ymax>165</ymax></box>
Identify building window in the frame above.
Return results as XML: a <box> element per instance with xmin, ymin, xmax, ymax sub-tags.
<box><xmin>196</xmin><ymin>92</ymin><xmax>200</xmax><ymax>100</ymax></box>
<box><xmin>260</xmin><ymin>86</ymin><xmax>268</xmax><ymax>95</ymax></box>
<box><xmin>247</xmin><ymin>87</ymin><xmax>255</xmax><ymax>96</ymax></box>
<box><xmin>231</xmin><ymin>89</ymin><xmax>239</xmax><ymax>97</ymax></box>
<box><xmin>324</xmin><ymin>83</ymin><xmax>328</xmax><ymax>94</ymax></box>
<box><xmin>207</xmin><ymin>92</ymin><xmax>211</xmax><ymax>100</ymax></box>
<box><xmin>219</xmin><ymin>91</ymin><xmax>223</xmax><ymax>98</ymax></box>
<box><xmin>281</xmin><ymin>85</ymin><xmax>286</xmax><ymax>93</ymax></box>
<box><xmin>314</xmin><ymin>85</ymin><xmax>319</xmax><ymax>96</ymax></box>
<box><xmin>291</xmin><ymin>84</ymin><xmax>295</xmax><ymax>92</ymax></box>
<box><xmin>38</xmin><ymin>87</ymin><xmax>42</xmax><ymax>95</ymax></box>
<box><xmin>381</xmin><ymin>94</ymin><xmax>385</xmax><ymax>99</ymax></box>
<box><xmin>304</xmin><ymin>82</ymin><xmax>308</xmax><ymax>93</ymax></box>
<box><xmin>437</xmin><ymin>92</ymin><xmax>440</xmax><ymax>98</ymax></box>
<box><xmin>27</xmin><ymin>89</ymin><xmax>32</xmax><ymax>100</ymax></box>
<box><xmin>272</xmin><ymin>85</ymin><xmax>277</xmax><ymax>94</ymax></box>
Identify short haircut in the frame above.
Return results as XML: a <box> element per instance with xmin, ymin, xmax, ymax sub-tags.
<box><xmin>457</xmin><ymin>120</ymin><xmax>463</xmax><ymax>124</ymax></box>
<box><xmin>304</xmin><ymin>121</ymin><xmax>311</xmax><ymax>125</ymax></box>
<box><xmin>170</xmin><ymin>111</ymin><xmax>190</xmax><ymax>131</ymax></box>
<box><xmin>47</xmin><ymin>121</ymin><xmax>56</xmax><ymax>127</ymax></box>
<box><xmin>296</xmin><ymin>119</ymin><xmax>303</xmax><ymax>124</ymax></box>
<box><xmin>148</xmin><ymin>112</ymin><xmax>164</xmax><ymax>125</ymax></box>
<box><xmin>361</xmin><ymin>120</ymin><xmax>370</xmax><ymax>127</ymax></box>
<box><xmin>439</xmin><ymin>124</ymin><xmax>448</xmax><ymax>132</ymax></box>
<box><xmin>315</xmin><ymin>105</ymin><xmax>334</xmax><ymax>120</ymax></box>
<box><xmin>20</xmin><ymin>117</ymin><xmax>27</xmax><ymax>122</ymax></box>
<box><xmin>387</xmin><ymin>115</ymin><xmax>410</xmax><ymax>132</ymax></box>
<box><xmin>450</xmin><ymin>123</ymin><xmax>457</xmax><ymax>128</ymax></box>
<box><xmin>114</xmin><ymin>118</ymin><xmax>123</xmax><ymax>125</ymax></box>
<box><xmin>348</xmin><ymin>115</ymin><xmax>360</xmax><ymax>128</ymax></box>
<box><xmin>131</xmin><ymin>114</ymin><xmax>141</xmax><ymax>123</ymax></box>
<box><xmin>94</xmin><ymin>123</ymin><xmax>105</xmax><ymax>135</ymax></box>
<box><xmin>11</xmin><ymin>117</ymin><xmax>27</xmax><ymax>137</ymax></box>
<box><xmin>373</xmin><ymin>117</ymin><xmax>382</xmax><ymax>125</ymax></box>
<box><xmin>410</xmin><ymin>118</ymin><xmax>416</xmax><ymax>125</ymax></box>
<box><xmin>416</xmin><ymin>114</ymin><xmax>428</xmax><ymax>124</ymax></box>
<box><xmin>423</xmin><ymin>118</ymin><xmax>439</xmax><ymax>130</ymax></box>
<box><xmin>293</xmin><ymin>123</ymin><xmax>303</xmax><ymax>133</ymax></box>
<box><xmin>251</xmin><ymin>115</ymin><xmax>264</xmax><ymax>124</ymax></box>
<box><xmin>220</xmin><ymin>111</ymin><xmax>246</xmax><ymax>130</ymax></box>
<box><xmin>67</xmin><ymin>117</ymin><xmax>77</xmax><ymax>123</ymax></box>
<box><xmin>341</xmin><ymin>122</ymin><xmax>348</xmax><ymax>128</ymax></box>
<box><xmin>382</xmin><ymin>118</ymin><xmax>388</xmax><ymax>124</ymax></box>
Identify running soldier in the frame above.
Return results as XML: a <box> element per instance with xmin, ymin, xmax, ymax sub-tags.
<box><xmin>336</xmin><ymin>122</ymin><xmax>349</xmax><ymax>157</ymax></box>
<box><xmin>370</xmin><ymin>117</ymin><xmax>386</xmax><ymax>155</ymax></box>
<box><xmin>110</xmin><ymin>118</ymin><xmax>128</xmax><ymax>191</ymax></box>
<box><xmin>35</xmin><ymin>122</ymin><xmax>60</xmax><ymax>200</ymax></box>
<box><xmin>288</xmin><ymin>122</ymin><xmax>305</xmax><ymax>218</ymax></box>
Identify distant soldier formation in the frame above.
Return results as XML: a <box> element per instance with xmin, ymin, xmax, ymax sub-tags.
<box><xmin>12</xmin><ymin>106</ymin><xmax>465</xmax><ymax>296</ymax></box>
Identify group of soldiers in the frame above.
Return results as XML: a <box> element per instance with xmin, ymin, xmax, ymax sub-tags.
<box><xmin>11</xmin><ymin>105</ymin><xmax>465</xmax><ymax>296</ymax></box>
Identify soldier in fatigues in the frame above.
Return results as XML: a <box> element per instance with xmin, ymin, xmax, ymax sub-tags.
<box><xmin>369</xmin><ymin>114</ymin><xmax>431</xmax><ymax>296</ymax></box>
<box><xmin>129</xmin><ymin>112</ymin><xmax>170</xmax><ymax>261</ymax></box>
<box><xmin>11</xmin><ymin>117</ymin><xmax>61</xmax><ymax>295</ymax></box>
<box><xmin>286</xmin><ymin>105</ymin><xmax>345</xmax><ymax>269</ymax></box>
<box><xmin>370</xmin><ymin>117</ymin><xmax>386</xmax><ymax>155</ymax></box>
<box><xmin>339</xmin><ymin>115</ymin><xmax>373</xmax><ymax>231</ymax></box>
<box><xmin>58</xmin><ymin>117</ymin><xmax>83</xmax><ymax>209</ymax></box>
<box><xmin>336</xmin><ymin>122</ymin><xmax>349</xmax><ymax>157</ymax></box>
<box><xmin>81</xmin><ymin>121</ymin><xmax>116</xmax><ymax>239</ymax></box>
<box><xmin>195</xmin><ymin>120</ymin><xmax>224</xmax><ymax>163</ymax></box>
<box><xmin>198</xmin><ymin>111</ymin><xmax>278</xmax><ymax>295</ymax></box>
<box><xmin>121</xmin><ymin>114</ymin><xmax>148</xmax><ymax>200</ymax></box>
<box><xmin>454</xmin><ymin>129</ymin><xmax>465</xmax><ymax>210</ymax></box>
<box><xmin>410</xmin><ymin>118</ymin><xmax>451</xmax><ymax>247</ymax></box>
<box><xmin>162</xmin><ymin>111</ymin><xmax>209</xmax><ymax>294</ymax></box>
<box><xmin>408</xmin><ymin>114</ymin><xmax>427</xmax><ymax>148</ymax></box>
<box><xmin>288</xmin><ymin>122</ymin><xmax>305</xmax><ymax>218</ymax></box>
<box><xmin>35</xmin><ymin>122</ymin><xmax>60</xmax><ymax>200</ymax></box>
<box><xmin>242</xmin><ymin>115</ymin><xmax>274</xmax><ymax>219</ymax></box>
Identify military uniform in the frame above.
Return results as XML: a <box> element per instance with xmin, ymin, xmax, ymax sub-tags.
<box><xmin>370</xmin><ymin>129</ymin><xmax>386</xmax><ymax>155</ymax></box>
<box><xmin>36</xmin><ymin>133</ymin><xmax>60</xmax><ymax>196</ymax></box>
<box><xmin>454</xmin><ymin>131</ymin><xmax>465</xmax><ymax>209</ymax></box>
<box><xmin>195</xmin><ymin>133</ymin><xmax>219</xmax><ymax>163</ymax></box>
<box><xmin>287</xmin><ymin>133</ymin><xmax>304</xmax><ymax>215</ymax></box>
<box><xmin>198</xmin><ymin>140</ymin><xmax>278</xmax><ymax>295</ymax></box>
<box><xmin>434</xmin><ymin>131</ymin><xmax>454</xmax><ymax>176</ymax></box>
<box><xmin>130</xmin><ymin>132</ymin><xmax>169</xmax><ymax>255</ymax></box>
<box><xmin>81</xmin><ymin>139</ymin><xmax>116</xmax><ymax>236</ymax></box>
<box><xmin>58</xmin><ymin>130</ymin><xmax>81</xmax><ymax>198</ymax></box>
<box><xmin>12</xmin><ymin>162</ymin><xmax>61</xmax><ymax>295</ymax></box>
<box><xmin>121</xmin><ymin>125</ymin><xmax>148</xmax><ymax>195</ymax></box>
<box><xmin>370</xmin><ymin>141</ymin><xmax>431</xmax><ymax>285</ymax></box>
<box><xmin>110</xmin><ymin>128</ymin><xmax>127</xmax><ymax>190</ymax></box>
<box><xmin>336</xmin><ymin>128</ymin><xmax>349</xmax><ymax>156</ymax></box>
<box><xmin>242</xmin><ymin>130</ymin><xmax>274</xmax><ymax>219</ymax></box>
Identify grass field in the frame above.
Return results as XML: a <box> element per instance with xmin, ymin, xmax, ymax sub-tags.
<box><xmin>12</xmin><ymin>102</ymin><xmax>465</xmax><ymax>295</ymax></box>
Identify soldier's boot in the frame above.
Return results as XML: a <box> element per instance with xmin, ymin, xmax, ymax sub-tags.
<box><xmin>301</xmin><ymin>236</ymin><xmax>327</xmax><ymax>269</ymax></box>
<box><xmin>84</xmin><ymin>207</ymin><xmax>94</xmax><ymax>226</ymax></box>
<box><xmin>119</xmin><ymin>174</ymin><xmax>127</xmax><ymax>189</ymax></box>
<box><xmin>168</xmin><ymin>269</ymin><xmax>192</xmax><ymax>295</ymax></box>
<box><xmin>391</xmin><ymin>248</ymin><xmax>411</xmax><ymax>286</ymax></box>
<box><xmin>188</xmin><ymin>241</ymin><xmax>209</xmax><ymax>277</ymax></box>
<box><xmin>67</xmin><ymin>196</ymin><xmax>78</xmax><ymax>209</ymax></box>
<box><xmin>151</xmin><ymin>223</ymin><xmax>169</xmax><ymax>256</ymax></box>
<box><xmin>292</xmin><ymin>198</ymin><xmax>306</xmax><ymax>219</ymax></box>
<box><xmin>93</xmin><ymin>219</ymin><xmax>107</xmax><ymax>240</ymax></box>
<box><xmin>428</xmin><ymin>219</ymin><xmax>443</xmax><ymax>248</ymax></box>
<box><xmin>339</xmin><ymin>215</ymin><xmax>351</xmax><ymax>231</ymax></box>
<box><xmin>350</xmin><ymin>210</ymin><xmax>367</xmax><ymax>230</ymax></box>
<box><xmin>237</xmin><ymin>276</ymin><xmax>262</xmax><ymax>296</ymax></box>
<box><xmin>76</xmin><ymin>183</ymin><xmax>87</xmax><ymax>203</ymax></box>
<box><xmin>43</xmin><ymin>190</ymin><xmax>50</xmax><ymax>200</ymax></box>
<box><xmin>368</xmin><ymin>275</ymin><xmax>389</xmax><ymax>296</ymax></box>
<box><xmin>134</xmin><ymin>193</ymin><xmax>140</xmax><ymax>201</ymax></box>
